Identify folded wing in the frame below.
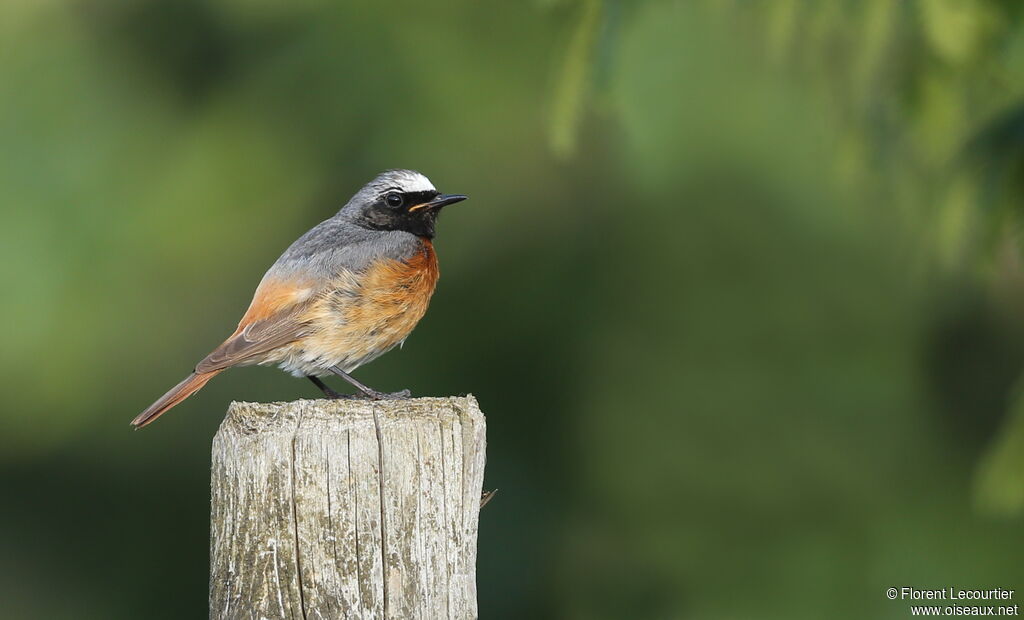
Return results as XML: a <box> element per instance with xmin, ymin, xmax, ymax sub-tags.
<box><xmin>131</xmin><ymin>273</ymin><xmax>316</xmax><ymax>428</ymax></box>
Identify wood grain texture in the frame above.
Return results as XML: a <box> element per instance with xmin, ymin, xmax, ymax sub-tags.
<box><xmin>209</xmin><ymin>396</ymin><xmax>486</xmax><ymax>620</ymax></box>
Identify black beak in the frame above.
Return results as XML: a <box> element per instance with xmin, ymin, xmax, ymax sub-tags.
<box><xmin>412</xmin><ymin>193</ymin><xmax>468</xmax><ymax>212</ymax></box>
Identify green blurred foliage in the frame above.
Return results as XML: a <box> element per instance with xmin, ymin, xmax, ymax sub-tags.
<box><xmin>1</xmin><ymin>1</ymin><xmax>1024</xmax><ymax>618</ymax></box>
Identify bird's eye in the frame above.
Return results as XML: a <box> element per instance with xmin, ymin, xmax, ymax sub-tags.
<box><xmin>385</xmin><ymin>192</ymin><xmax>404</xmax><ymax>208</ymax></box>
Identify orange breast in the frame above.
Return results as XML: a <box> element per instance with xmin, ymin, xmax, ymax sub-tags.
<box><xmin>344</xmin><ymin>239</ymin><xmax>440</xmax><ymax>340</ymax></box>
<box><xmin>295</xmin><ymin>239</ymin><xmax>441</xmax><ymax>371</ymax></box>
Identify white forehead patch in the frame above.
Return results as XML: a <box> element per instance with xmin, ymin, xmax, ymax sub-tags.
<box><xmin>393</xmin><ymin>170</ymin><xmax>436</xmax><ymax>193</ymax></box>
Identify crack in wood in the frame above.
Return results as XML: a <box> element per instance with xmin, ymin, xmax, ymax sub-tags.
<box><xmin>370</xmin><ymin>401</ymin><xmax>390</xmax><ymax>619</ymax></box>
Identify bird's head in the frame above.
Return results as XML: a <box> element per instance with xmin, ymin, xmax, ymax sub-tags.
<box><xmin>341</xmin><ymin>169</ymin><xmax>467</xmax><ymax>239</ymax></box>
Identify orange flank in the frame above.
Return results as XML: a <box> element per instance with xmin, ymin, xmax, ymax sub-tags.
<box><xmin>237</xmin><ymin>276</ymin><xmax>315</xmax><ymax>328</ymax></box>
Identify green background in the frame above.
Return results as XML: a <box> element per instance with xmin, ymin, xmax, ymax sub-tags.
<box><xmin>2</xmin><ymin>1</ymin><xmax>1024</xmax><ymax>618</ymax></box>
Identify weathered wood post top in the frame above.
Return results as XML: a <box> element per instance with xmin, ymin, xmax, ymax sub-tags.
<box><xmin>209</xmin><ymin>395</ymin><xmax>487</xmax><ymax>619</ymax></box>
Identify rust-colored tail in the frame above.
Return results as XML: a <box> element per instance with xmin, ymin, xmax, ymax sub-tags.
<box><xmin>131</xmin><ymin>370</ymin><xmax>222</xmax><ymax>429</ymax></box>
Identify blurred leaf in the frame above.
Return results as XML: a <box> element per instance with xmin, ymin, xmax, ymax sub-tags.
<box><xmin>935</xmin><ymin>174</ymin><xmax>979</xmax><ymax>268</ymax></box>
<box><xmin>919</xmin><ymin>0</ymin><xmax>993</xmax><ymax>65</ymax></box>
<box><xmin>765</xmin><ymin>0</ymin><xmax>799</xmax><ymax>64</ymax></box>
<box><xmin>549</xmin><ymin>0</ymin><xmax>601</xmax><ymax>159</ymax></box>
<box><xmin>853</xmin><ymin>0</ymin><xmax>897</xmax><ymax>104</ymax></box>
<box><xmin>974</xmin><ymin>375</ymin><xmax>1024</xmax><ymax>517</ymax></box>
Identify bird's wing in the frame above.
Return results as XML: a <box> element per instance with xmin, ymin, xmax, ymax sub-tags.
<box><xmin>192</xmin><ymin>226</ymin><xmax>422</xmax><ymax>373</ymax></box>
<box><xmin>195</xmin><ymin>274</ymin><xmax>317</xmax><ymax>373</ymax></box>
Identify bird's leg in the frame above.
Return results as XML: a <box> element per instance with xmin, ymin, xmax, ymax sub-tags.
<box><xmin>328</xmin><ymin>366</ymin><xmax>411</xmax><ymax>400</ymax></box>
<box><xmin>307</xmin><ymin>375</ymin><xmax>346</xmax><ymax>399</ymax></box>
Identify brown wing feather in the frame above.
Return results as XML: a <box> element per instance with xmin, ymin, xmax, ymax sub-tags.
<box><xmin>195</xmin><ymin>275</ymin><xmax>315</xmax><ymax>372</ymax></box>
<box><xmin>132</xmin><ymin>274</ymin><xmax>316</xmax><ymax>428</ymax></box>
<box><xmin>195</xmin><ymin>309</ymin><xmax>307</xmax><ymax>372</ymax></box>
<box><xmin>132</xmin><ymin>316</ymin><xmax>302</xmax><ymax>428</ymax></box>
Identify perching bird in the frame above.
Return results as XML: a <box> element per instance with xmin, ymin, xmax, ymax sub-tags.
<box><xmin>131</xmin><ymin>170</ymin><xmax>467</xmax><ymax>428</ymax></box>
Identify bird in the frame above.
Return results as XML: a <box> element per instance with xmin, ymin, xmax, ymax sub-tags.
<box><xmin>131</xmin><ymin>169</ymin><xmax>468</xmax><ymax>429</ymax></box>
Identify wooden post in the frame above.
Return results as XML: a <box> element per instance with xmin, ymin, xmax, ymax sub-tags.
<box><xmin>209</xmin><ymin>396</ymin><xmax>487</xmax><ymax>619</ymax></box>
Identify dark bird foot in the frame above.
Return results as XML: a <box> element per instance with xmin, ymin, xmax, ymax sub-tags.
<box><xmin>325</xmin><ymin>390</ymin><xmax>352</xmax><ymax>399</ymax></box>
<box><xmin>357</xmin><ymin>388</ymin><xmax>412</xmax><ymax>400</ymax></box>
<box><xmin>327</xmin><ymin>365</ymin><xmax>412</xmax><ymax>400</ymax></box>
<box><xmin>308</xmin><ymin>375</ymin><xmax>348</xmax><ymax>399</ymax></box>
<box><xmin>310</xmin><ymin>375</ymin><xmax>411</xmax><ymax>400</ymax></box>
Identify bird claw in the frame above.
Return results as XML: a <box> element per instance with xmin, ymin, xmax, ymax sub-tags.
<box><xmin>324</xmin><ymin>389</ymin><xmax>411</xmax><ymax>400</ymax></box>
<box><xmin>356</xmin><ymin>388</ymin><xmax>411</xmax><ymax>400</ymax></box>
